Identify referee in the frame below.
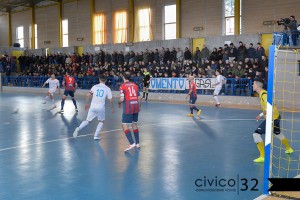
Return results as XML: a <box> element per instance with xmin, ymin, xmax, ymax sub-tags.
<box><xmin>142</xmin><ymin>68</ymin><xmax>151</xmax><ymax>101</ymax></box>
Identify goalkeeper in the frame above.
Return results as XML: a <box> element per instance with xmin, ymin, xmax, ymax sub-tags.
<box><xmin>252</xmin><ymin>79</ymin><xmax>293</xmax><ymax>163</ymax></box>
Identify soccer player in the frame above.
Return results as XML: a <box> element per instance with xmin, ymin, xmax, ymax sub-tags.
<box><xmin>252</xmin><ymin>79</ymin><xmax>293</xmax><ymax>163</ymax></box>
<box><xmin>119</xmin><ymin>71</ymin><xmax>141</xmax><ymax>152</ymax></box>
<box><xmin>142</xmin><ymin>68</ymin><xmax>151</xmax><ymax>101</ymax></box>
<box><xmin>42</xmin><ymin>74</ymin><xmax>60</xmax><ymax>108</ymax></box>
<box><xmin>60</xmin><ymin>71</ymin><xmax>78</xmax><ymax>113</ymax></box>
<box><xmin>212</xmin><ymin>70</ymin><xmax>224</xmax><ymax>107</ymax></box>
<box><xmin>186</xmin><ymin>75</ymin><xmax>201</xmax><ymax>117</ymax></box>
<box><xmin>73</xmin><ymin>75</ymin><xmax>114</xmax><ymax>140</ymax></box>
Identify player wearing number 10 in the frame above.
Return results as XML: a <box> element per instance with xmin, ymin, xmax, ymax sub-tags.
<box><xmin>119</xmin><ymin>71</ymin><xmax>141</xmax><ymax>152</ymax></box>
<box><xmin>73</xmin><ymin>75</ymin><xmax>114</xmax><ymax>140</ymax></box>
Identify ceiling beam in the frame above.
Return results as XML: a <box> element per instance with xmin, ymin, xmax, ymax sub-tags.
<box><xmin>0</xmin><ymin>2</ymin><xmax>31</xmax><ymax>8</ymax></box>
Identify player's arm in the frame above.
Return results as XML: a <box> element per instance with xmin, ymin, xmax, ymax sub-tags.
<box><xmin>84</xmin><ymin>92</ymin><xmax>92</xmax><ymax>110</ymax></box>
<box><xmin>62</xmin><ymin>78</ymin><xmax>65</xmax><ymax>88</ymax></box>
<box><xmin>118</xmin><ymin>86</ymin><xmax>125</xmax><ymax>106</ymax></box>
<box><xmin>57</xmin><ymin>82</ymin><xmax>61</xmax><ymax>95</ymax></box>
<box><xmin>42</xmin><ymin>79</ymin><xmax>48</xmax><ymax>87</ymax></box>
<box><xmin>256</xmin><ymin>94</ymin><xmax>267</xmax><ymax>120</ymax></box>
<box><xmin>186</xmin><ymin>84</ymin><xmax>193</xmax><ymax>98</ymax></box>
<box><xmin>107</xmin><ymin>89</ymin><xmax>115</xmax><ymax>113</ymax></box>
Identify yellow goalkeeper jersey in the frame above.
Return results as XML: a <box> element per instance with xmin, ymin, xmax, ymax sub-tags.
<box><xmin>259</xmin><ymin>90</ymin><xmax>280</xmax><ymax>120</ymax></box>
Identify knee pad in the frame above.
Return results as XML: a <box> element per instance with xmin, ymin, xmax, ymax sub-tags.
<box><xmin>253</xmin><ymin>133</ymin><xmax>263</xmax><ymax>143</ymax></box>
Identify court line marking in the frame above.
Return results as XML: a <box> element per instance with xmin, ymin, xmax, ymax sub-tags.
<box><xmin>0</xmin><ymin>118</ymin><xmax>255</xmax><ymax>152</ymax></box>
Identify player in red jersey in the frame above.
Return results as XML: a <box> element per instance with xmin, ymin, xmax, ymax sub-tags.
<box><xmin>185</xmin><ymin>75</ymin><xmax>201</xmax><ymax>117</ymax></box>
<box><xmin>60</xmin><ymin>71</ymin><xmax>78</xmax><ymax>113</ymax></box>
<box><xmin>118</xmin><ymin>71</ymin><xmax>141</xmax><ymax>152</ymax></box>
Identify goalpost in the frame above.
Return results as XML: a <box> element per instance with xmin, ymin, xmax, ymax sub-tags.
<box><xmin>264</xmin><ymin>45</ymin><xmax>300</xmax><ymax>197</ymax></box>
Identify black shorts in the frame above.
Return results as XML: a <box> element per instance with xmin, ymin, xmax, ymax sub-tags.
<box><xmin>144</xmin><ymin>83</ymin><xmax>150</xmax><ymax>88</ymax></box>
<box><xmin>255</xmin><ymin>116</ymin><xmax>281</xmax><ymax>135</ymax></box>
<box><xmin>63</xmin><ymin>90</ymin><xmax>75</xmax><ymax>98</ymax></box>
<box><xmin>189</xmin><ymin>97</ymin><xmax>197</xmax><ymax>104</ymax></box>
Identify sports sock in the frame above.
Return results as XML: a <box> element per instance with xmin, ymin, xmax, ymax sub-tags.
<box><xmin>79</xmin><ymin>120</ymin><xmax>89</xmax><ymax>130</ymax></box>
<box><xmin>124</xmin><ymin>129</ymin><xmax>134</xmax><ymax>145</ymax></box>
<box><xmin>51</xmin><ymin>98</ymin><xmax>55</xmax><ymax>106</ymax></box>
<box><xmin>72</xmin><ymin>98</ymin><xmax>78</xmax><ymax>109</ymax></box>
<box><xmin>95</xmin><ymin>122</ymin><xmax>103</xmax><ymax>137</ymax></box>
<box><xmin>142</xmin><ymin>91</ymin><xmax>145</xmax><ymax>98</ymax></box>
<box><xmin>281</xmin><ymin>138</ymin><xmax>291</xmax><ymax>150</ymax></box>
<box><xmin>133</xmin><ymin>129</ymin><xmax>139</xmax><ymax>144</ymax></box>
<box><xmin>190</xmin><ymin>107</ymin><xmax>193</xmax><ymax>114</ymax></box>
<box><xmin>214</xmin><ymin>96</ymin><xmax>220</xmax><ymax>104</ymax></box>
<box><xmin>45</xmin><ymin>96</ymin><xmax>50</xmax><ymax>101</ymax></box>
<box><xmin>61</xmin><ymin>99</ymin><xmax>65</xmax><ymax>110</ymax></box>
<box><xmin>192</xmin><ymin>106</ymin><xmax>199</xmax><ymax>111</ymax></box>
<box><xmin>146</xmin><ymin>93</ymin><xmax>148</xmax><ymax>100</ymax></box>
<box><xmin>257</xmin><ymin>142</ymin><xmax>265</xmax><ymax>158</ymax></box>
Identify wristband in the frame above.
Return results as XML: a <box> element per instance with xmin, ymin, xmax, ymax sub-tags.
<box><xmin>259</xmin><ymin>113</ymin><xmax>264</xmax><ymax>117</ymax></box>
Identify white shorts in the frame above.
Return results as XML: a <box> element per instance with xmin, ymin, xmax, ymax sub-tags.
<box><xmin>86</xmin><ymin>107</ymin><xmax>105</xmax><ymax>121</ymax></box>
<box><xmin>213</xmin><ymin>87</ymin><xmax>222</xmax><ymax>95</ymax></box>
<box><xmin>48</xmin><ymin>88</ymin><xmax>57</xmax><ymax>96</ymax></box>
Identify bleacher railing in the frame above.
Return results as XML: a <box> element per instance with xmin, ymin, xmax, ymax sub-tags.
<box><xmin>1</xmin><ymin>76</ymin><xmax>253</xmax><ymax>96</ymax></box>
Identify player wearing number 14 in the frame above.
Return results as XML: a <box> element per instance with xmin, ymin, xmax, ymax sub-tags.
<box><xmin>119</xmin><ymin>71</ymin><xmax>141</xmax><ymax>152</ymax></box>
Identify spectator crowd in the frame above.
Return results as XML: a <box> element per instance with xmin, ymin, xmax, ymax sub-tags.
<box><xmin>0</xmin><ymin>41</ymin><xmax>269</xmax><ymax>93</ymax></box>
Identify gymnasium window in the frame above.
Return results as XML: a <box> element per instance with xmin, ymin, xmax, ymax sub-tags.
<box><xmin>94</xmin><ymin>13</ymin><xmax>106</xmax><ymax>44</ymax></box>
<box><xmin>164</xmin><ymin>5</ymin><xmax>176</xmax><ymax>40</ymax></box>
<box><xmin>137</xmin><ymin>8</ymin><xmax>151</xmax><ymax>42</ymax></box>
<box><xmin>224</xmin><ymin>0</ymin><xmax>242</xmax><ymax>35</ymax></box>
<box><xmin>16</xmin><ymin>26</ymin><xmax>24</xmax><ymax>47</ymax></box>
<box><xmin>114</xmin><ymin>11</ymin><xmax>127</xmax><ymax>43</ymax></box>
<box><xmin>62</xmin><ymin>19</ymin><xmax>68</xmax><ymax>47</ymax></box>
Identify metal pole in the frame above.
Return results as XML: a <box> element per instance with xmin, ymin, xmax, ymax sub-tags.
<box><xmin>0</xmin><ymin>73</ymin><xmax>3</xmax><ymax>92</ymax></box>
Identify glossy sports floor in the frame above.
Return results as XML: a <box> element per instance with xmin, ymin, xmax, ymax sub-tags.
<box><xmin>0</xmin><ymin>92</ymin><xmax>296</xmax><ymax>200</ymax></box>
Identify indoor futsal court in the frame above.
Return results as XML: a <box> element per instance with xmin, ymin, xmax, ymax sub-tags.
<box><xmin>2</xmin><ymin>92</ymin><xmax>298</xmax><ymax>200</ymax></box>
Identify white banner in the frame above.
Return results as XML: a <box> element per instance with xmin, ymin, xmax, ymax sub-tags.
<box><xmin>149</xmin><ymin>78</ymin><xmax>216</xmax><ymax>90</ymax></box>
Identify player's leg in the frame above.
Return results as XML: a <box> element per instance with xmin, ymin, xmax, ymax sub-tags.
<box><xmin>42</xmin><ymin>91</ymin><xmax>51</xmax><ymax>104</ymax></box>
<box><xmin>60</xmin><ymin>91</ymin><xmax>68</xmax><ymax>113</ymax></box>
<box><xmin>213</xmin><ymin>88</ymin><xmax>221</xmax><ymax>107</ymax></box>
<box><xmin>145</xmin><ymin>87</ymin><xmax>149</xmax><ymax>101</ymax></box>
<box><xmin>69</xmin><ymin>91</ymin><xmax>78</xmax><ymax>111</ymax></box>
<box><xmin>93</xmin><ymin>108</ymin><xmax>105</xmax><ymax>140</ymax></box>
<box><xmin>131</xmin><ymin>113</ymin><xmax>140</xmax><ymax>148</ymax></box>
<box><xmin>73</xmin><ymin>110</ymin><xmax>95</xmax><ymax>137</ymax></box>
<box><xmin>252</xmin><ymin>120</ymin><xmax>265</xmax><ymax>162</ymax></box>
<box><xmin>187</xmin><ymin>97</ymin><xmax>194</xmax><ymax>117</ymax></box>
<box><xmin>142</xmin><ymin>86</ymin><xmax>146</xmax><ymax>99</ymax></box>
<box><xmin>49</xmin><ymin>88</ymin><xmax>56</xmax><ymax>108</ymax></box>
<box><xmin>122</xmin><ymin>113</ymin><xmax>136</xmax><ymax>152</ymax></box>
<box><xmin>273</xmin><ymin>118</ymin><xmax>293</xmax><ymax>154</ymax></box>
<box><xmin>191</xmin><ymin>97</ymin><xmax>201</xmax><ymax>116</ymax></box>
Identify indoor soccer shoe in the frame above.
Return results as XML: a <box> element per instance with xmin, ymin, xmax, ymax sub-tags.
<box><xmin>75</xmin><ymin>108</ymin><xmax>78</xmax><ymax>112</ymax></box>
<box><xmin>124</xmin><ymin>143</ymin><xmax>136</xmax><ymax>152</ymax></box>
<box><xmin>94</xmin><ymin>136</ymin><xmax>101</xmax><ymax>140</ymax></box>
<box><xmin>215</xmin><ymin>103</ymin><xmax>220</xmax><ymax>107</ymax></box>
<box><xmin>285</xmin><ymin>148</ymin><xmax>294</xmax><ymax>154</ymax></box>
<box><xmin>73</xmin><ymin>127</ymin><xmax>80</xmax><ymax>138</ymax></box>
<box><xmin>187</xmin><ymin>114</ymin><xmax>194</xmax><ymax>117</ymax></box>
<box><xmin>136</xmin><ymin>143</ymin><xmax>141</xmax><ymax>148</ymax></box>
<box><xmin>42</xmin><ymin>101</ymin><xmax>46</xmax><ymax>104</ymax></box>
<box><xmin>197</xmin><ymin>110</ymin><xmax>202</xmax><ymax>117</ymax></box>
<box><xmin>253</xmin><ymin>157</ymin><xmax>264</xmax><ymax>163</ymax></box>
